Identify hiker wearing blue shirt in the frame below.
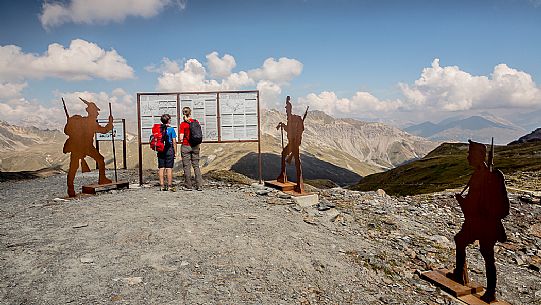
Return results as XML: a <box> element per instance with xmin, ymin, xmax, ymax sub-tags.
<box><xmin>157</xmin><ymin>114</ymin><xmax>177</xmax><ymax>191</ymax></box>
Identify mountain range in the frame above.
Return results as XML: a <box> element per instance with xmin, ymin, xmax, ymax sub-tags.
<box><xmin>0</xmin><ymin>110</ymin><xmax>437</xmax><ymax>183</ymax></box>
<box><xmin>404</xmin><ymin>113</ymin><xmax>527</xmax><ymax>144</ymax></box>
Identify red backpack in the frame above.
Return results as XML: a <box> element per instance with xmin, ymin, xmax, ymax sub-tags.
<box><xmin>149</xmin><ymin>124</ymin><xmax>167</xmax><ymax>152</ymax></box>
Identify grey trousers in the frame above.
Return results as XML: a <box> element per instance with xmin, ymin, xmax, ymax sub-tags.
<box><xmin>181</xmin><ymin>144</ymin><xmax>203</xmax><ymax>188</ymax></box>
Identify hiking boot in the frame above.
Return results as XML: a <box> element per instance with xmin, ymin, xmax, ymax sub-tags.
<box><xmin>169</xmin><ymin>186</ymin><xmax>176</xmax><ymax>192</ymax></box>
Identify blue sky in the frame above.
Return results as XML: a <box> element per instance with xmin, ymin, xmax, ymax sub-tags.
<box><xmin>1</xmin><ymin>0</ymin><xmax>540</xmax><ymax>129</ymax></box>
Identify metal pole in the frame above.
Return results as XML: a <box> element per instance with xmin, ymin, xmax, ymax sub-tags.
<box><xmin>137</xmin><ymin>94</ymin><xmax>143</xmax><ymax>185</ymax></box>
<box><xmin>109</xmin><ymin>103</ymin><xmax>118</xmax><ymax>182</ymax></box>
<box><xmin>122</xmin><ymin>119</ymin><xmax>127</xmax><ymax>170</ymax></box>
<box><xmin>95</xmin><ymin>136</ymin><xmax>100</xmax><ymax>170</ymax></box>
<box><xmin>257</xmin><ymin>90</ymin><xmax>262</xmax><ymax>184</ymax></box>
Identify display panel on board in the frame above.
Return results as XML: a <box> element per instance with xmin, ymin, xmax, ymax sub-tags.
<box><xmin>219</xmin><ymin>92</ymin><xmax>258</xmax><ymax>141</ymax></box>
<box><xmin>96</xmin><ymin>119</ymin><xmax>125</xmax><ymax>141</ymax></box>
<box><xmin>139</xmin><ymin>94</ymin><xmax>178</xmax><ymax>143</ymax></box>
<box><xmin>180</xmin><ymin>93</ymin><xmax>219</xmax><ymax>141</ymax></box>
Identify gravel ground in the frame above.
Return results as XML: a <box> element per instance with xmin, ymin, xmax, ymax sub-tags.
<box><xmin>1</xmin><ymin>170</ymin><xmax>540</xmax><ymax>304</ymax></box>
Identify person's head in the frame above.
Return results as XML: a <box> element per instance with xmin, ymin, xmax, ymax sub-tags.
<box><xmin>285</xmin><ymin>96</ymin><xmax>292</xmax><ymax>115</ymax></box>
<box><xmin>467</xmin><ymin>140</ymin><xmax>487</xmax><ymax>167</ymax></box>
<box><xmin>182</xmin><ymin>107</ymin><xmax>192</xmax><ymax>121</ymax></box>
<box><xmin>80</xmin><ymin>97</ymin><xmax>100</xmax><ymax>117</ymax></box>
<box><xmin>160</xmin><ymin>113</ymin><xmax>171</xmax><ymax>124</ymax></box>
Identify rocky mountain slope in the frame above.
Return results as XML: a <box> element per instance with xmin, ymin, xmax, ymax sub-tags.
<box><xmin>405</xmin><ymin>114</ymin><xmax>526</xmax><ymax>144</ymax></box>
<box><xmin>352</xmin><ymin>141</ymin><xmax>541</xmax><ymax>196</ymax></box>
<box><xmin>509</xmin><ymin>128</ymin><xmax>541</xmax><ymax>145</ymax></box>
<box><xmin>1</xmin><ymin>170</ymin><xmax>540</xmax><ymax>304</ymax></box>
<box><xmin>0</xmin><ymin>112</ymin><xmax>437</xmax><ymax>181</ymax></box>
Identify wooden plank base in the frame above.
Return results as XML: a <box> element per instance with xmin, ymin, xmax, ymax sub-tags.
<box><xmin>264</xmin><ymin>180</ymin><xmax>296</xmax><ymax>192</ymax></box>
<box><xmin>82</xmin><ymin>180</ymin><xmax>129</xmax><ymax>195</ymax></box>
<box><xmin>421</xmin><ymin>268</ymin><xmax>510</xmax><ymax>304</ymax></box>
<box><xmin>420</xmin><ymin>269</ymin><xmax>474</xmax><ymax>297</ymax></box>
<box><xmin>459</xmin><ymin>293</ymin><xmax>511</xmax><ymax>305</ymax></box>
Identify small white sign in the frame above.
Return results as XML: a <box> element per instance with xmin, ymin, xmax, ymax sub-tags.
<box><xmin>96</xmin><ymin>120</ymin><xmax>125</xmax><ymax>141</ymax></box>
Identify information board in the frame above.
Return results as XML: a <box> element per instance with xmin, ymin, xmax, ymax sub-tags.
<box><xmin>95</xmin><ymin>119</ymin><xmax>125</xmax><ymax>141</ymax></box>
<box><xmin>180</xmin><ymin>93</ymin><xmax>218</xmax><ymax>141</ymax></box>
<box><xmin>137</xmin><ymin>90</ymin><xmax>261</xmax><ymax>186</ymax></box>
<box><xmin>139</xmin><ymin>94</ymin><xmax>178</xmax><ymax>143</ymax></box>
<box><xmin>138</xmin><ymin>91</ymin><xmax>259</xmax><ymax>143</ymax></box>
<box><xmin>219</xmin><ymin>92</ymin><xmax>258</xmax><ymax>141</ymax></box>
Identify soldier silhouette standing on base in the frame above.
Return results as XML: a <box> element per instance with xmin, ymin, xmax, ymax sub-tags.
<box><xmin>276</xmin><ymin>96</ymin><xmax>308</xmax><ymax>193</ymax></box>
<box><xmin>451</xmin><ymin>139</ymin><xmax>509</xmax><ymax>303</ymax></box>
<box><xmin>63</xmin><ymin>98</ymin><xmax>113</xmax><ymax>197</ymax></box>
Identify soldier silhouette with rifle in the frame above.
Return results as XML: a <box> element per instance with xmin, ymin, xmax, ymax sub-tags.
<box><xmin>62</xmin><ymin>97</ymin><xmax>113</xmax><ymax>197</ymax></box>
<box><xmin>449</xmin><ymin>139</ymin><xmax>509</xmax><ymax>303</ymax></box>
<box><xmin>276</xmin><ymin>96</ymin><xmax>308</xmax><ymax>193</ymax></box>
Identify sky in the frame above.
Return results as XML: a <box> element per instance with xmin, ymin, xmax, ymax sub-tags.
<box><xmin>1</xmin><ymin>0</ymin><xmax>540</xmax><ymax>130</ymax></box>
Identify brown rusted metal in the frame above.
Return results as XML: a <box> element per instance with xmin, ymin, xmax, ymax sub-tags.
<box><xmin>276</xmin><ymin>96</ymin><xmax>306</xmax><ymax>194</ymax></box>
<box><xmin>62</xmin><ymin>97</ymin><xmax>114</xmax><ymax>197</ymax></box>
<box><xmin>450</xmin><ymin>139</ymin><xmax>509</xmax><ymax>303</ymax></box>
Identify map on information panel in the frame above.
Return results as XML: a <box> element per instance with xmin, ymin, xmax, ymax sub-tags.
<box><xmin>180</xmin><ymin>93</ymin><xmax>218</xmax><ymax>141</ymax></box>
<box><xmin>138</xmin><ymin>91</ymin><xmax>259</xmax><ymax>143</ymax></box>
<box><xmin>219</xmin><ymin>92</ymin><xmax>258</xmax><ymax>141</ymax></box>
<box><xmin>139</xmin><ymin>94</ymin><xmax>178</xmax><ymax>143</ymax></box>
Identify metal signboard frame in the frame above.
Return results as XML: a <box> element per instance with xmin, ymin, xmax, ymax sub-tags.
<box><xmin>136</xmin><ymin>90</ymin><xmax>261</xmax><ymax>185</ymax></box>
<box><xmin>95</xmin><ymin>118</ymin><xmax>127</xmax><ymax>170</ymax></box>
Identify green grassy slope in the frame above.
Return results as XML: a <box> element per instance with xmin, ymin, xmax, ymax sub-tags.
<box><xmin>350</xmin><ymin>142</ymin><xmax>541</xmax><ymax>196</ymax></box>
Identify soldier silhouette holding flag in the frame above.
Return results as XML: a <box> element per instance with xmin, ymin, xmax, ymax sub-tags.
<box><xmin>63</xmin><ymin>97</ymin><xmax>113</xmax><ymax>197</ymax></box>
<box><xmin>276</xmin><ymin>96</ymin><xmax>308</xmax><ymax>193</ymax></box>
<box><xmin>450</xmin><ymin>139</ymin><xmax>509</xmax><ymax>303</ymax></box>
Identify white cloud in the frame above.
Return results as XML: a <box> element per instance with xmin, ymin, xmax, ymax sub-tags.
<box><xmin>206</xmin><ymin>52</ymin><xmax>236</xmax><ymax>78</ymax></box>
<box><xmin>298</xmin><ymin>91</ymin><xmax>402</xmax><ymax>118</ymax></box>
<box><xmin>0</xmin><ymin>89</ymin><xmax>135</xmax><ymax>131</ymax></box>
<box><xmin>58</xmin><ymin>89</ymin><xmax>135</xmax><ymax>120</ymax></box>
<box><xmin>248</xmin><ymin>57</ymin><xmax>303</xmax><ymax>84</ymax></box>
<box><xmin>0</xmin><ymin>97</ymin><xmax>65</xmax><ymax>130</ymax></box>
<box><xmin>153</xmin><ymin>53</ymin><xmax>302</xmax><ymax>108</ymax></box>
<box><xmin>0</xmin><ymin>39</ymin><xmax>134</xmax><ymax>81</ymax></box>
<box><xmin>145</xmin><ymin>57</ymin><xmax>180</xmax><ymax>74</ymax></box>
<box><xmin>0</xmin><ymin>82</ymin><xmax>27</xmax><ymax>99</ymax></box>
<box><xmin>399</xmin><ymin>58</ymin><xmax>541</xmax><ymax>111</ymax></box>
<box><xmin>40</xmin><ymin>0</ymin><xmax>187</xmax><ymax>29</ymax></box>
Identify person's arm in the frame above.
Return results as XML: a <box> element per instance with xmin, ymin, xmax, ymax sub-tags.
<box><xmin>178</xmin><ymin>122</ymin><xmax>184</xmax><ymax>154</ymax></box>
<box><xmin>172</xmin><ymin>138</ymin><xmax>177</xmax><ymax>155</ymax></box>
<box><xmin>96</xmin><ymin>115</ymin><xmax>114</xmax><ymax>134</ymax></box>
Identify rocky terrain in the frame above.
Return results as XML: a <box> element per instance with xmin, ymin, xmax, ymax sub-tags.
<box><xmin>1</xmin><ymin>170</ymin><xmax>540</xmax><ymax>304</ymax></box>
<box><xmin>509</xmin><ymin>128</ymin><xmax>541</xmax><ymax>145</ymax></box>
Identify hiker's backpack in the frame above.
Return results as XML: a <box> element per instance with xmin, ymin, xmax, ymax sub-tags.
<box><xmin>188</xmin><ymin>119</ymin><xmax>203</xmax><ymax>147</ymax></box>
<box><xmin>149</xmin><ymin>124</ymin><xmax>167</xmax><ymax>152</ymax></box>
<box><xmin>483</xmin><ymin>169</ymin><xmax>510</xmax><ymax>220</ymax></box>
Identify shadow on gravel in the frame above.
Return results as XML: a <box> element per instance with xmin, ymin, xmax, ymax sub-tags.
<box><xmin>231</xmin><ymin>152</ymin><xmax>362</xmax><ymax>186</ymax></box>
<box><xmin>0</xmin><ymin>166</ymin><xmax>64</xmax><ymax>182</ymax></box>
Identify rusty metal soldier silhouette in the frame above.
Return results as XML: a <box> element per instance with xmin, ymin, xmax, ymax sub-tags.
<box><xmin>450</xmin><ymin>139</ymin><xmax>509</xmax><ymax>303</ymax></box>
<box><xmin>63</xmin><ymin>98</ymin><xmax>113</xmax><ymax>197</ymax></box>
<box><xmin>276</xmin><ymin>96</ymin><xmax>308</xmax><ymax>193</ymax></box>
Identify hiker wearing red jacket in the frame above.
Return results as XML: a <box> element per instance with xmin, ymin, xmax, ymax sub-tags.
<box><xmin>179</xmin><ymin>107</ymin><xmax>203</xmax><ymax>191</ymax></box>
